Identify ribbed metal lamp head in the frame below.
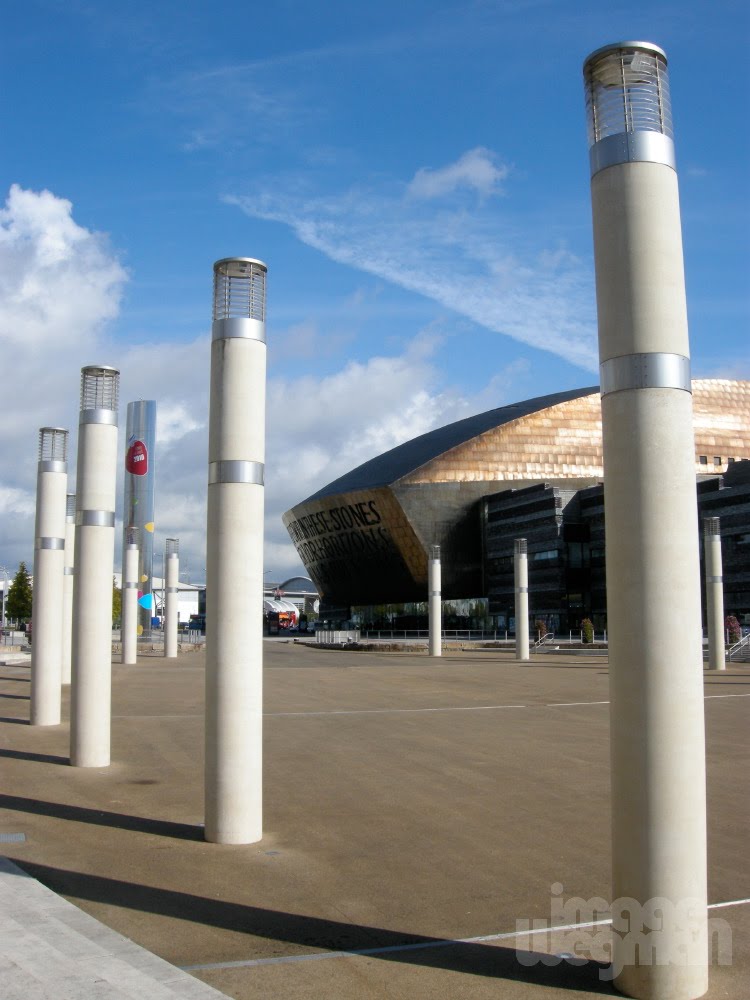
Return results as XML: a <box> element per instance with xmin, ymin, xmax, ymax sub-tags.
<box><xmin>126</xmin><ymin>526</ymin><xmax>140</xmax><ymax>547</ymax></box>
<box><xmin>515</xmin><ymin>538</ymin><xmax>528</xmax><ymax>555</ymax></box>
<box><xmin>583</xmin><ymin>42</ymin><xmax>674</xmax><ymax>175</ymax></box>
<box><xmin>430</xmin><ymin>544</ymin><xmax>441</xmax><ymax>560</ymax></box>
<box><xmin>38</xmin><ymin>427</ymin><xmax>68</xmax><ymax>462</ymax></box>
<box><xmin>704</xmin><ymin>517</ymin><xmax>721</xmax><ymax>537</ymax></box>
<box><xmin>166</xmin><ymin>537</ymin><xmax>179</xmax><ymax>557</ymax></box>
<box><xmin>213</xmin><ymin>258</ymin><xmax>267</xmax><ymax>322</ymax></box>
<box><xmin>80</xmin><ymin>365</ymin><xmax>120</xmax><ymax>411</ymax></box>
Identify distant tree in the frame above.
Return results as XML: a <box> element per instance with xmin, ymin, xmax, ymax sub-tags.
<box><xmin>725</xmin><ymin>615</ymin><xmax>741</xmax><ymax>644</ymax></box>
<box><xmin>6</xmin><ymin>562</ymin><xmax>33</xmax><ymax>623</ymax></box>
<box><xmin>581</xmin><ymin>618</ymin><xmax>594</xmax><ymax>644</ymax></box>
<box><xmin>534</xmin><ymin>619</ymin><xmax>548</xmax><ymax>640</ymax></box>
<box><xmin>112</xmin><ymin>579</ymin><xmax>122</xmax><ymax>626</ymax></box>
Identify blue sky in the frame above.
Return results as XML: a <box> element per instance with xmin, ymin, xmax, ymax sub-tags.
<box><xmin>0</xmin><ymin>0</ymin><xmax>748</xmax><ymax>585</ymax></box>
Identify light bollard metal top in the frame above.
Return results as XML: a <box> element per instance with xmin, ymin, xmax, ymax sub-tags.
<box><xmin>584</xmin><ymin>43</ymin><xmax>707</xmax><ymax>999</ymax></box>
<box><xmin>121</xmin><ymin>526</ymin><xmax>139</xmax><ymax>665</ymax></box>
<box><xmin>30</xmin><ymin>427</ymin><xmax>69</xmax><ymax>725</ymax></box>
<box><xmin>205</xmin><ymin>257</ymin><xmax>267</xmax><ymax>844</ymax></box>
<box><xmin>164</xmin><ymin>537</ymin><xmax>179</xmax><ymax>659</ymax></box>
<box><xmin>704</xmin><ymin>518</ymin><xmax>726</xmax><ymax>672</ymax></box>
<box><xmin>428</xmin><ymin>544</ymin><xmax>442</xmax><ymax>657</ymax></box>
<box><xmin>514</xmin><ymin>538</ymin><xmax>529</xmax><ymax>661</ymax></box>
<box><xmin>61</xmin><ymin>492</ymin><xmax>76</xmax><ymax>685</ymax></box>
<box><xmin>70</xmin><ymin>365</ymin><xmax>120</xmax><ymax>768</ymax></box>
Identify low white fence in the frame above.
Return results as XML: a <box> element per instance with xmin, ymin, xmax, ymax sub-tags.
<box><xmin>358</xmin><ymin>629</ymin><xmax>609</xmax><ymax>644</ymax></box>
<box><xmin>316</xmin><ymin>629</ymin><xmax>361</xmax><ymax>645</ymax></box>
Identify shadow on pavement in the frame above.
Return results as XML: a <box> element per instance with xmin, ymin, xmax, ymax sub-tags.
<box><xmin>0</xmin><ymin>795</ymin><xmax>203</xmax><ymax>841</ymax></box>
<box><xmin>0</xmin><ymin>749</ymin><xmax>68</xmax><ymax>765</ymax></box>
<box><xmin>16</xmin><ymin>861</ymin><xmax>616</xmax><ymax>994</ymax></box>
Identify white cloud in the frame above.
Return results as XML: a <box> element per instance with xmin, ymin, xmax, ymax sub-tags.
<box><xmin>227</xmin><ymin>155</ymin><xmax>598</xmax><ymax>372</ymax></box>
<box><xmin>0</xmin><ymin>184</ymin><xmax>126</xmax><ymax>349</ymax></box>
<box><xmin>260</xmin><ymin>338</ymin><xmax>529</xmax><ymax>578</ymax></box>
<box><xmin>0</xmin><ymin>185</ymin><xmax>129</xmax><ymax>570</ymax></box>
<box><xmin>272</xmin><ymin>320</ymin><xmax>355</xmax><ymax>361</ymax></box>
<box><xmin>0</xmin><ymin>182</ymin><xmax>550</xmax><ymax>591</ymax></box>
<box><xmin>0</xmin><ymin>486</ymin><xmax>35</xmax><ymax>517</ymax></box>
<box><xmin>407</xmin><ymin>147</ymin><xmax>509</xmax><ymax>200</ymax></box>
<box><xmin>111</xmin><ymin>331</ymin><xmax>486</xmax><ymax>584</ymax></box>
<box><xmin>146</xmin><ymin>64</ymin><xmax>304</xmax><ymax>153</ymax></box>
<box><xmin>155</xmin><ymin>402</ymin><xmax>205</xmax><ymax>446</ymax></box>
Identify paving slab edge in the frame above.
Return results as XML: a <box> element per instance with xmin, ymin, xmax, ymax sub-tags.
<box><xmin>0</xmin><ymin>856</ymin><xmax>231</xmax><ymax>999</ymax></box>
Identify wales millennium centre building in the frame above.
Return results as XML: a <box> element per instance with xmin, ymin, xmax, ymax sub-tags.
<box><xmin>283</xmin><ymin>380</ymin><xmax>750</xmax><ymax>631</ymax></box>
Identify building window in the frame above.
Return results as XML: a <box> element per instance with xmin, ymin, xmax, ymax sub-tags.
<box><xmin>699</xmin><ymin>456</ymin><xmax>708</xmax><ymax>465</ymax></box>
<box><xmin>714</xmin><ymin>456</ymin><xmax>722</xmax><ymax>465</ymax></box>
<box><xmin>533</xmin><ymin>550</ymin><xmax>558</xmax><ymax>561</ymax></box>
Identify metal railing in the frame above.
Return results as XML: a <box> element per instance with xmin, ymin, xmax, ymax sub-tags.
<box><xmin>360</xmin><ymin>629</ymin><xmax>508</xmax><ymax>642</ymax></box>
<box><xmin>728</xmin><ymin>632</ymin><xmax>750</xmax><ymax>661</ymax></box>
<box><xmin>533</xmin><ymin>632</ymin><xmax>555</xmax><ymax>648</ymax></box>
<box><xmin>358</xmin><ymin>629</ymin><xmax>609</xmax><ymax>644</ymax></box>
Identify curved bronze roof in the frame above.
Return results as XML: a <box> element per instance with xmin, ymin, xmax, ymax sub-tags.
<box><xmin>304</xmin><ymin>386</ymin><xmax>598</xmax><ymax>502</ymax></box>
<box><xmin>303</xmin><ymin>379</ymin><xmax>750</xmax><ymax>502</ymax></box>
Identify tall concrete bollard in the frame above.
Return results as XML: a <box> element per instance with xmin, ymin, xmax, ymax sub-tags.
<box><xmin>121</xmin><ymin>527</ymin><xmax>139</xmax><ymax>665</ymax></box>
<box><xmin>428</xmin><ymin>545</ymin><xmax>442</xmax><ymax>657</ymax></box>
<box><xmin>514</xmin><ymin>538</ymin><xmax>529</xmax><ymax>661</ymax></box>
<box><xmin>205</xmin><ymin>258</ymin><xmax>267</xmax><ymax>844</ymax></box>
<box><xmin>61</xmin><ymin>493</ymin><xmax>76</xmax><ymax>685</ymax></box>
<box><xmin>704</xmin><ymin>517</ymin><xmax>726</xmax><ymax>672</ymax></box>
<box><xmin>164</xmin><ymin>537</ymin><xmax>179</xmax><ymax>658</ymax></box>
<box><xmin>70</xmin><ymin>366</ymin><xmax>119</xmax><ymax>768</ymax></box>
<box><xmin>584</xmin><ymin>42</ymin><xmax>707</xmax><ymax>998</ymax></box>
<box><xmin>30</xmin><ymin>428</ymin><xmax>68</xmax><ymax>725</ymax></box>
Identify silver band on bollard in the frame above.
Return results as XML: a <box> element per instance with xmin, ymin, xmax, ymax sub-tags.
<box><xmin>209</xmin><ymin>460</ymin><xmax>264</xmax><ymax>486</ymax></box>
<box><xmin>35</xmin><ymin>537</ymin><xmax>65</xmax><ymax>550</ymax></box>
<box><xmin>599</xmin><ymin>352</ymin><xmax>691</xmax><ymax>397</ymax></box>
<box><xmin>76</xmin><ymin>509</ymin><xmax>116</xmax><ymax>527</ymax></box>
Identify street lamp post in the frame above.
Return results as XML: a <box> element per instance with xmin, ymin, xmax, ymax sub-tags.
<box><xmin>583</xmin><ymin>42</ymin><xmax>707</xmax><ymax>999</ymax></box>
<box><xmin>30</xmin><ymin>427</ymin><xmax>69</xmax><ymax>726</ymax></box>
<box><xmin>0</xmin><ymin>566</ymin><xmax>8</xmax><ymax>630</ymax></box>
<box><xmin>165</xmin><ymin>537</ymin><xmax>179</xmax><ymax>659</ymax></box>
<box><xmin>205</xmin><ymin>257</ymin><xmax>267</xmax><ymax>844</ymax></box>
<box><xmin>428</xmin><ymin>545</ymin><xmax>442</xmax><ymax>657</ymax></box>
<box><xmin>70</xmin><ymin>365</ymin><xmax>120</xmax><ymax>768</ymax></box>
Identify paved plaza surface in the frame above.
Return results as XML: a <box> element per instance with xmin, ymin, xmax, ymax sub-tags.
<box><xmin>0</xmin><ymin>642</ymin><xmax>748</xmax><ymax>999</ymax></box>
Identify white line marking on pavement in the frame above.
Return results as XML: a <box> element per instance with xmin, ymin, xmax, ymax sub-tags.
<box><xmin>112</xmin><ymin>714</ymin><xmax>204</xmax><ymax>719</ymax></box>
<box><xmin>266</xmin><ymin>705</ymin><xmax>527</xmax><ymax>717</ymax></box>
<box><xmin>180</xmin><ymin>897</ymin><xmax>750</xmax><ymax>972</ymax></box>
<box><xmin>546</xmin><ymin>701</ymin><xmax>610</xmax><ymax>707</ymax></box>
<box><xmin>112</xmin><ymin>692</ymin><xmax>749</xmax><ymax>721</ymax></box>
